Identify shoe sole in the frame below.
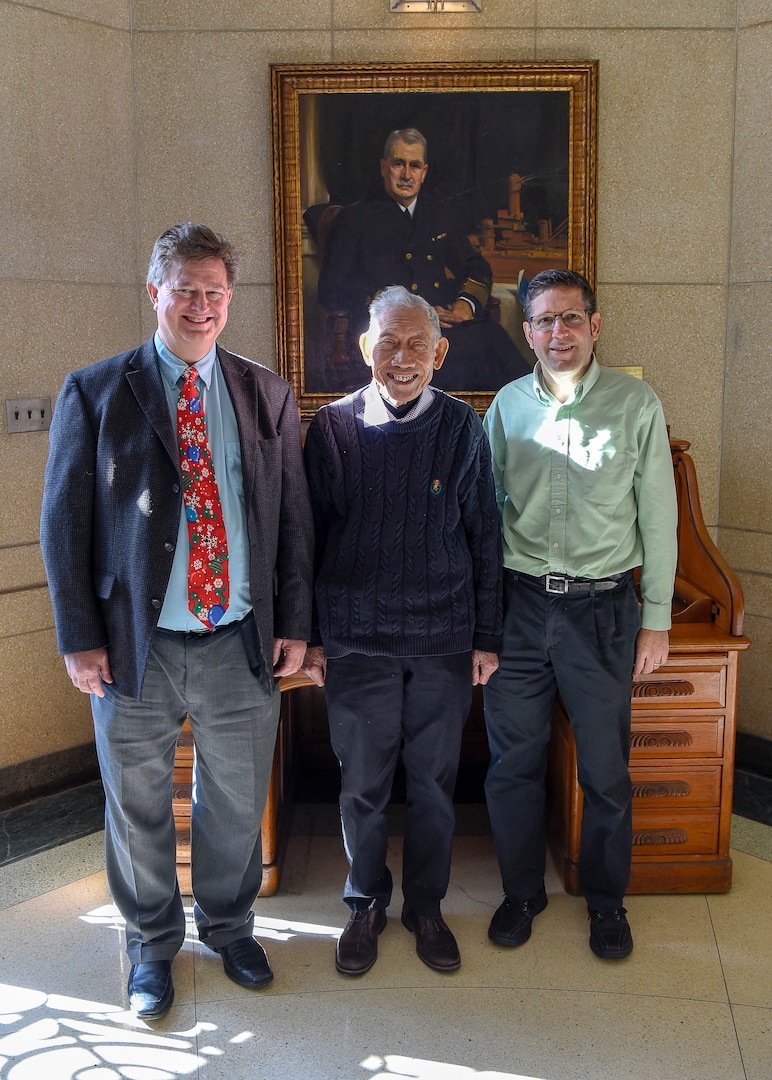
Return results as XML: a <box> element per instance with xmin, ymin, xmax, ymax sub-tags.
<box><xmin>401</xmin><ymin>911</ymin><xmax>461</xmax><ymax>973</ymax></box>
<box><xmin>488</xmin><ymin>924</ymin><xmax>532</xmax><ymax>948</ymax></box>
<box><xmin>222</xmin><ymin>967</ymin><xmax>274</xmax><ymax>988</ymax></box>
<box><xmin>335</xmin><ymin>953</ymin><xmax>378</xmax><ymax>976</ymax></box>
<box><xmin>589</xmin><ymin>938</ymin><xmax>633</xmax><ymax>960</ymax></box>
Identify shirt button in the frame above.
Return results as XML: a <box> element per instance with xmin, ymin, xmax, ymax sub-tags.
<box><xmin>151</xmin><ymin>598</ymin><xmax>162</xmax><ymax>609</ymax></box>
<box><xmin>172</xmin><ymin>483</ymin><xmax>180</xmax><ymax>493</ymax></box>
<box><xmin>405</xmin><ymin>252</ymin><xmax>413</xmax><ymax>260</ymax></box>
<box><xmin>556</xmin><ymin>473</ymin><xmax>563</xmax><ymax>480</ymax></box>
<box><xmin>164</xmin><ymin>542</ymin><xmax>174</xmax><ymax>552</ymax></box>
<box><xmin>555</xmin><ymin>508</ymin><xmax>562</xmax><ymax>514</ymax></box>
<box><xmin>553</xmin><ymin>543</ymin><xmax>559</xmax><ymax>549</ymax></box>
<box><xmin>427</xmin><ymin>254</ymin><xmax>433</xmax><ymax>261</ymax></box>
<box><xmin>410</xmin><ymin>284</ymin><xmax>419</xmax><ymax>292</ymax></box>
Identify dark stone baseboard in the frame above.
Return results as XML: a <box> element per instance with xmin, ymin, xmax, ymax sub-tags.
<box><xmin>735</xmin><ymin>732</ymin><xmax>772</xmax><ymax>777</ymax></box>
<box><xmin>733</xmin><ymin>733</ymin><xmax>772</xmax><ymax>825</ymax></box>
<box><xmin>0</xmin><ymin>742</ymin><xmax>100</xmax><ymax>813</ymax></box>
<box><xmin>0</xmin><ymin>780</ymin><xmax>105</xmax><ymax>867</ymax></box>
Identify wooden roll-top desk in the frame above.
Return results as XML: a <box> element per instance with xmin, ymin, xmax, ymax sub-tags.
<box><xmin>173</xmin><ymin>438</ymin><xmax>749</xmax><ymax>898</ymax></box>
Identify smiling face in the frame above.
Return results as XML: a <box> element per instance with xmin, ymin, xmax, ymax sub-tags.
<box><xmin>147</xmin><ymin>256</ymin><xmax>232</xmax><ymax>364</ymax></box>
<box><xmin>523</xmin><ymin>285</ymin><xmax>602</xmax><ymax>387</ymax></box>
<box><xmin>380</xmin><ymin>138</ymin><xmax>429</xmax><ymax>208</ymax></box>
<box><xmin>360</xmin><ymin>305</ymin><xmax>448</xmax><ymax>405</ymax></box>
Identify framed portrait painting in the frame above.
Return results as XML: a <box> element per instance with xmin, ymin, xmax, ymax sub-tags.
<box><xmin>271</xmin><ymin>61</ymin><xmax>598</xmax><ymax>417</ymax></box>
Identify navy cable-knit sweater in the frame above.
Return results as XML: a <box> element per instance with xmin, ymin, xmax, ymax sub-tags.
<box><xmin>304</xmin><ymin>382</ymin><xmax>503</xmax><ymax>658</ymax></box>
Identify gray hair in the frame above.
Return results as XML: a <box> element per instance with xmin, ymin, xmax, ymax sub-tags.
<box><xmin>382</xmin><ymin>128</ymin><xmax>428</xmax><ymax>161</ymax></box>
<box><xmin>368</xmin><ymin>286</ymin><xmax>442</xmax><ymax>343</ymax></box>
<box><xmin>523</xmin><ymin>269</ymin><xmax>596</xmax><ymax>320</ymax></box>
<box><xmin>147</xmin><ymin>222</ymin><xmax>240</xmax><ymax>288</ymax></box>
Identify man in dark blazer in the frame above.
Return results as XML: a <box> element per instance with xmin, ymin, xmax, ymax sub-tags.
<box><xmin>40</xmin><ymin>223</ymin><xmax>314</xmax><ymax>1020</ymax></box>
<box><xmin>317</xmin><ymin>128</ymin><xmax>530</xmax><ymax>392</ymax></box>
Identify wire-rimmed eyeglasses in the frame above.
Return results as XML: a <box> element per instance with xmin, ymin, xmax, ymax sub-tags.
<box><xmin>528</xmin><ymin>309</ymin><xmax>589</xmax><ymax>333</ymax></box>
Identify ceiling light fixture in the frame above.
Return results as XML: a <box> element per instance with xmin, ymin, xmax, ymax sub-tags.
<box><xmin>389</xmin><ymin>1</ymin><xmax>483</xmax><ymax>12</ymax></box>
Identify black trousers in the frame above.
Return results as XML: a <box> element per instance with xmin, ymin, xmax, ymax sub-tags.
<box><xmin>325</xmin><ymin>652</ymin><xmax>472</xmax><ymax>915</ymax></box>
<box><xmin>483</xmin><ymin>571</ymin><xmax>640</xmax><ymax>910</ymax></box>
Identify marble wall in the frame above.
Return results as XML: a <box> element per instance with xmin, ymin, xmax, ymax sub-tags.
<box><xmin>1</xmin><ymin>0</ymin><xmax>769</xmax><ymax>783</ymax></box>
<box><xmin>719</xmin><ymin>5</ymin><xmax>772</xmax><ymax>744</ymax></box>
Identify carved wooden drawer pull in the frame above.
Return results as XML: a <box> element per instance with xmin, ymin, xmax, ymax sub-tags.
<box><xmin>632</xmin><ymin>679</ymin><xmax>695</xmax><ymax>698</ymax></box>
<box><xmin>632</xmin><ymin>780</ymin><xmax>691</xmax><ymax>798</ymax></box>
<box><xmin>632</xmin><ymin>828</ymin><xmax>689</xmax><ymax>846</ymax></box>
<box><xmin>631</xmin><ymin>730</ymin><xmax>693</xmax><ymax>749</ymax></box>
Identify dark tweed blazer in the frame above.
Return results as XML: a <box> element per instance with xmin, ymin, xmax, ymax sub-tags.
<box><xmin>40</xmin><ymin>338</ymin><xmax>314</xmax><ymax>698</ymax></box>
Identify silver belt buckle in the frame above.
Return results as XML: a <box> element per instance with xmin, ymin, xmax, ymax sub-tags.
<box><xmin>545</xmin><ymin>574</ymin><xmax>569</xmax><ymax>594</ymax></box>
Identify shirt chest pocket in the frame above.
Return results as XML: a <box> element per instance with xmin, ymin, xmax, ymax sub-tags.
<box><xmin>581</xmin><ymin>451</ymin><xmax>635</xmax><ymax>505</ymax></box>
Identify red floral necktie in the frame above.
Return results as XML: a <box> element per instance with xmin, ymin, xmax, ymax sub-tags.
<box><xmin>177</xmin><ymin>366</ymin><xmax>229</xmax><ymax>628</ymax></box>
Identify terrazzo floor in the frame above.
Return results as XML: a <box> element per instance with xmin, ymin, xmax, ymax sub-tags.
<box><xmin>0</xmin><ymin>806</ymin><xmax>770</xmax><ymax>1080</ymax></box>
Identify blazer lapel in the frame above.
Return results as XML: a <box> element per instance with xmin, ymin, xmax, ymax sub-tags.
<box><xmin>125</xmin><ymin>339</ymin><xmax>179</xmax><ymax>467</ymax></box>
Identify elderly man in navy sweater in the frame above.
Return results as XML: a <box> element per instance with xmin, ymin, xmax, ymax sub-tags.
<box><xmin>303</xmin><ymin>285</ymin><xmax>502</xmax><ymax>976</ymax></box>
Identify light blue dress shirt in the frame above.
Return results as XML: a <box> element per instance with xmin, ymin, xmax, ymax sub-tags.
<box><xmin>154</xmin><ymin>333</ymin><xmax>251</xmax><ymax>630</ymax></box>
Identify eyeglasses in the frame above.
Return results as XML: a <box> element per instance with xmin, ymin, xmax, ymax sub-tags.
<box><xmin>528</xmin><ymin>309</ymin><xmax>589</xmax><ymax>333</ymax></box>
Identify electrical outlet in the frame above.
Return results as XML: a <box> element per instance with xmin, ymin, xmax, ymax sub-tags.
<box><xmin>6</xmin><ymin>398</ymin><xmax>52</xmax><ymax>433</ymax></box>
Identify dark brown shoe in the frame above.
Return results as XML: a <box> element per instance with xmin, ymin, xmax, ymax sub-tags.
<box><xmin>401</xmin><ymin>904</ymin><xmax>460</xmax><ymax>972</ymax></box>
<box><xmin>335</xmin><ymin>906</ymin><xmax>387</xmax><ymax>975</ymax></box>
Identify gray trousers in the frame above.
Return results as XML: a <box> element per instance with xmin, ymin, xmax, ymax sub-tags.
<box><xmin>91</xmin><ymin>616</ymin><xmax>280</xmax><ymax>963</ymax></box>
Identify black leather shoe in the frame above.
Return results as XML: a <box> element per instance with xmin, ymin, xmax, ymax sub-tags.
<box><xmin>588</xmin><ymin>906</ymin><xmax>633</xmax><ymax>959</ymax></box>
<box><xmin>401</xmin><ymin>905</ymin><xmax>460</xmax><ymax>972</ymax></box>
<box><xmin>127</xmin><ymin>960</ymin><xmax>174</xmax><ymax>1019</ymax></box>
<box><xmin>488</xmin><ymin>885</ymin><xmax>548</xmax><ymax>947</ymax></box>
<box><xmin>213</xmin><ymin>937</ymin><xmax>274</xmax><ymax>988</ymax></box>
<box><xmin>336</xmin><ymin>906</ymin><xmax>387</xmax><ymax>975</ymax></box>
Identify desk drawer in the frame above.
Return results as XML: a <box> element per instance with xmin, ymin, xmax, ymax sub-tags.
<box><xmin>632</xmin><ymin>808</ymin><xmax>719</xmax><ymax>855</ymax></box>
<box><xmin>630</xmin><ymin>717</ymin><xmax>724</xmax><ymax>759</ymax></box>
<box><xmin>630</xmin><ymin>765</ymin><xmax>721</xmax><ymax>808</ymax></box>
<box><xmin>632</xmin><ymin>662</ymin><xmax>726</xmax><ymax>710</ymax></box>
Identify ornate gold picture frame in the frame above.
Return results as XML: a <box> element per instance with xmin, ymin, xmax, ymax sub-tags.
<box><xmin>271</xmin><ymin>61</ymin><xmax>598</xmax><ymax>417</ymax></box>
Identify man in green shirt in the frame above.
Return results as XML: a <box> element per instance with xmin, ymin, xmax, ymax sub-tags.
<box><xmin>482</xmin><ymin>269</ymin><xmax>677</xmax><ymax>960</ymax></box>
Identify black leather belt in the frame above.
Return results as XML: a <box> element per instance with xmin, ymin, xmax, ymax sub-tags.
<box><xmin>511</xmin><ymin>570</ymin><xmax>630</xmax><ymax>595</ymax></box>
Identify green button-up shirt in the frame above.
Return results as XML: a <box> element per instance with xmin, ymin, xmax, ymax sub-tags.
<box><xmin>483</xmin><ymin>357</ymin><xmax>678</xmax><ymax>630</ymax></box>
